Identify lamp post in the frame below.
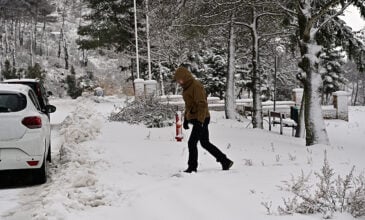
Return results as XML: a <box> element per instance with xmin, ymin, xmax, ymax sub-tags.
<box><xmin>144</xmin><ymin>0</ymin><xmax>157</xmax><ymax>96</ymax></box>
<box><xmin>133</xmin><ymin>0</ymin><xmax>140</xmax><ymax>79</ymax></box>
<box><xmin>146</xmin><ymin>0</ymin><xmax>152</xmax><ymax>80</ymax></box>
<box><xmin>133</xmin><ymin>0</ymin><xmax>146</xmax><ymax>97</ymax></box>
<box><xmin>274</xmin><ymin>45</ymin><xmax>285</xmax><ymax>112</ymax></box>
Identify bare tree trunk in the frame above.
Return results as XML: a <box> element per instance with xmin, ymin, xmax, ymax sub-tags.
<box><xmin>296</xmin><ymin>92</ymin><xmax>306</xmax><ymax>138</ymax></box>
<box><xmin>30</xmin><ymin>20</ymin><xmax>34</xmax><ymax>67</ymax></box>
<box><xmin>19</xmin><ymin>19</ymin><xmax>24</xmax><ymax>47</ymax></box>
<box><xmin>64</xmin><ymin>39</ymin><xmax>69</xmax><ymax>70</ymax></box>
<box><xmin>40</xmin><ymin>18</ymin><xmax>46</xmax><ymax>56</ymax></box>
<box><xmin>251</xmin><ymin>8</ymin><xmax>263</xmax><ymax>129</ymax></box>
<box><xmin>225</xmin><ymin>13</ymin><xmax>236</xmax><ymax>119</ymax></box>
<box><xmin>11</xmin><ymin>17</ymin><xmax>16</xmax><ymax>72</ymax></box>
<box><xmin>353</xmin><ymin>78</ymin><xmax>359</xmax><ymax>106</ymax></box>
<box><xmin>362</xmin><ymin>74</ymin><xmax>365</xmax><ymax>105</ymax></box>
<box><xmin>45</xmin><ymin>27</ymin><xmax>50</xmax><ymax>57</ymax></box>
<box><xmin>295</xmin><ymin>1</ymin><xmax>332</xmax><ymax>146</ymax></box>
<box><xmin>4</xmin><ymin>21</ymin><xmax>9</xmax><ymax>57</ymax></box>
<box><xmin>159</xmin><ymin>61</ymin><xmax>165</xmax><ymax>96</ymax></box>
<box><xmin>351</xmin><ymin>81</ymin><xmax>356</xmax><ymax>105</ymax></box>
<box><xmin>82</xmin><ymin>49</ymin><xmax>88</xmax><ymax>66</ymax></box>
<box><xmin>12</xmin><ymin>43</ymin><xmax>16</xmax><ymax>72</ymax></box>
<box><xmin>14</xmin><ymin>19</ymin><xmax>18</xmax><ymax>48</ymax></box>
<box><xmin>299</xmin><ymin>40</ymin><xmax>329</xmax><ymax>146</ymax></box>
<box><xmin>58</xmin><ymin>10</ymin><xmax>66</xmax><ymax>59</ymax></box>
<box><xmin>33</xmin><ymin>6</ymin><xmax>39</xmax><ymax>53</ymax></box>
<box><xmin>58</xmin><ymin>33</ymin><xmax>63</xmax><ymax>58</ymax></box>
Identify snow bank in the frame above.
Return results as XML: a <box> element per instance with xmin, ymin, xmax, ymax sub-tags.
<box><xmin>1</xmin><ymin>98</ymin><xmax>109</xmax><ymax>220</ymax></box>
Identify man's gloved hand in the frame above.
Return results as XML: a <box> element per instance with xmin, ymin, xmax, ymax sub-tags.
<box><xmin>183</xmin><ymin>119</ymin><xmax>189</xmax><ymax>130</ymax></box>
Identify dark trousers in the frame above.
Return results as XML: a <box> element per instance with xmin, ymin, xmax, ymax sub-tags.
<box><xmin>187</xmin><ymin>117</ymin><xmax>227</xmax><ymax>169</ymax></box>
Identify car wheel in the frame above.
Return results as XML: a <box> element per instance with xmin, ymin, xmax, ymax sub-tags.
<box><xmin>33</xmin><ymin>156</ymin><xmax>47</xmax><ymax>185</ymax></box>
<box><xmin>47</xmin><ymin>143</ymin><xmax>51</xmax><ymax>163</ymax></box>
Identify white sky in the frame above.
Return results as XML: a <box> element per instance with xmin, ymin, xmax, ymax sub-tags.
<box><xmin>341</xmin><ymin>5</ymin><xmax>365</xmax><ymax>31</ymax></box>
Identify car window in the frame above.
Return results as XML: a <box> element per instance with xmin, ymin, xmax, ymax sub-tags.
<box><xmin>6</xmin><ymin>81</ymin><xmax>47</xmax><ymax>108</ymax></box>
<box><xmin>0</xmin><ymin>93</ymin><xmax>27</xmax><ymax>112</ymax></box>
<box><xmin>6</xmin><ymin>82</ymin><xmax>37</xmax><ymax>93</ymax></box>
<box><xmin>28</xmin><ymin>90</ymin><xmax>42</xmax><ymax>111</ymax></box>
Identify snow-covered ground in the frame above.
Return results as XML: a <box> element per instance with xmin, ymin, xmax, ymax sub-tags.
<box><xmin>0</xmin><ymin>96</ymin><xmax>364</xmax><ymax>220</ymax></box>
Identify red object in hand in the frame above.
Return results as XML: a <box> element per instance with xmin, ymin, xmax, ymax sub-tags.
<box><xmin>175</xmin><ymin>111</ymin><xmax>183</xmax><ymax>142</ymax></box>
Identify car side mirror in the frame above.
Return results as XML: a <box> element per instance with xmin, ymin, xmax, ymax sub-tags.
<box><xmin>46</xmin><ymin>105</ymin><xmax>56</xmax><ymax>113</ymax></box>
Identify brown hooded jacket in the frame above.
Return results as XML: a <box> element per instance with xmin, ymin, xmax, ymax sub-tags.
<box><xmin>174</xmin><ymin>67</ymin><xmax>210</xmax><ymax>124</ymax></box>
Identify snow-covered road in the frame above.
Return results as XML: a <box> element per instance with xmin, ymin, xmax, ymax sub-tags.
<box><xmin>0</xmin><ymin>97</ymin><xmax>364</xmax><ymax>220</ymax></box>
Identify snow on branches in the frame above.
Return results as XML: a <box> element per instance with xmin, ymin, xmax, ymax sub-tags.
<box><xmin>109</xmin><ymin>97</ymin><xmax>176</xmax><ymax>128</ymax></box>
<box><xmin>277</xmin><ymin>151</ymin><xmax>365</xmax><ymax>218</ymax></box>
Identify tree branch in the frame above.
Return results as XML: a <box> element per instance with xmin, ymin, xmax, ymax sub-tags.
<box><xmin>277</xmin><ymin>2</ymin><xmax>298</xmax><ymax>16</ymax></box>
<box><xmin>313</xmin><ymin>0</ymin><xmax>354</xmax><ymax>35</ymax></box>
<box><xmin>173</xmin><ymin>21</ymin><xmax>231</xmax><ymax>28</ymax></box>
<box><xmin>259</xmin><ymin>32</ymin><xmax>293</xmax><ymax>40</ymax></box>
<box><xmin>311</xmin><ymin>0</ymin><xmax>343</xmax><ymax>23</ymax></box>
<box><xmin>256</xmin><ymin>12</ymin><xmax>285</xmax><ymax>19</ymax></box>
<box><xmin>234</xmin><ymin>21</ymin><xmax>252</xmax><ymax>29</ymax></box>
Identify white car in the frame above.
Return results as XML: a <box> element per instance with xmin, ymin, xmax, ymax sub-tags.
<box><xmin>0</xmin><ymin>84</ymin><xmax>56</xmax><ymax>184</ymax></box>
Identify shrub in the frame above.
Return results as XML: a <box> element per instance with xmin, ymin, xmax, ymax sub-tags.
<box><xmin>109</xmin><ymin>97</ymin><xmax>176</xmax><ymax>128</ymax></box>
<box><xmin>277</xmin><ymin>151</ymin><xmax>365</xmax><ymax>218</ymax></box>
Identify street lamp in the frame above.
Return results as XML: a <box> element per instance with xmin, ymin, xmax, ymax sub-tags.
<box><xmin>274</xmin><ymin>44</ymin><xmax>285</xmax><ymax>112</ymax></box>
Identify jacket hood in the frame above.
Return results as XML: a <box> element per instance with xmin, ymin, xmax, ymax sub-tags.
<box><xmin>174</xmin><ymin>67</ymin><xmax>194</xmax><ymax>89</ymax></box>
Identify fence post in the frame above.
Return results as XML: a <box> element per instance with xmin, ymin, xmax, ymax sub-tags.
<box><xmin>134</xmin><ymin>79</ymin><xmax>145</xmax><ymax>97</ymax></box>
<box><xmin>145</xmin><ymin>80</ymin><xmax>157</xmax><ymax>97</ymax></box>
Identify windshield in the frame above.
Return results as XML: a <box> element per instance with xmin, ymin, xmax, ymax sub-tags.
<box><xmin>0</xmin><ymin>93</ymin><xmax>27</xmax><ymax>113</ymax></box>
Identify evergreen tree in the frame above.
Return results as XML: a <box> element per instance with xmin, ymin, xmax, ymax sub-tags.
<box><xmin>25</xmin><ymin>63</ymin><xmax>46</xmax><ymax>81</ymax></box>
<box><xmin>320</xmin><ymin>47</ymin><xmax>347</xmax><ymax>104</ymax></box>
<box><xmin>188</xmin><ymin>47</ymin><xmax>227</xmax><ymax>99</ymax></box>
<box><xmin>1</xmin><ymin>60</ymin><xmax>16</xmax><ymax>79</ymax></box>
<box><xmin>77</xmin><ymin>0</ymin><xmax>142</xmax><ymax>53</ymax></box>
<box><xmin>66</xmin><ymin>66</ymin><xmax>82</xmax><ymax>99</ymax></box>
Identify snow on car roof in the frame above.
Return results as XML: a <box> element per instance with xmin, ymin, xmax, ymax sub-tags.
<box><xmin>0</xmin><ymin>83</ymin><xmax>31</xmax><ymax>93</ymax></box>
<box><xmin>3</xmin><ymin>78</ymin><xmax>39</xmax><ymax>83</ymax></box>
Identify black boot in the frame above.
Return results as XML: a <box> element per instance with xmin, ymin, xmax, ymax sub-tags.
<box><xmin>183</xmin><ymin>167</ymin><xmax>197</xmax><ymax>173</ymax></box>
<box><xmin>221</xmin><ymin>159</ymin><xmax>234</xmax><ymax>170</ymax></box>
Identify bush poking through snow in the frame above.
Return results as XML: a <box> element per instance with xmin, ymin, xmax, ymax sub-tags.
<box><xmin>277</xmin><ymin>151</ymin><xmax>365</xmax><ymax>218</ymax></box>
<box><xmin>109</xmin><ymin>97</ymin><xmax>176</xmax><ymax>128</ymax></box>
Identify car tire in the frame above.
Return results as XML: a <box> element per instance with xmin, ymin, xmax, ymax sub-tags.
<box><xmin>33</xmin><ymin>156</ymin><xmax>47</xmax><ymax>185</ymax></box>
<box><xmin>47</xmin><ymin>143</ymin><xmax>51</xmax><ymax>163</ymax></box>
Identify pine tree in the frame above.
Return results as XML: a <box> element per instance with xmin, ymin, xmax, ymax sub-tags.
<box><xmin>77</xmin><ymin>0</ymin><xmax>141</xmax><ymax>53</ymax></box>
<box><xmin>25</xmin><ymin>63</ymin><xmax>46</xmax><ymax>81</ymax></box>
<box><xmin>66</xmin><ymin>66</ymin><xmax>82</xmax><ymax>99</ymax></box>
<box><xmin>320</xmin><ymin>47</ymin><xmax>347</xmax><ymax>104</ymax></box>
<box><xmin>1</xmin><ymin>60</ymin><xmax>16</xmax><ymax>79</ymax></box>
<box><xmin>188</xmin><ymin>47</ymin><xmax>227</xmax><ymax>99</ymax></box>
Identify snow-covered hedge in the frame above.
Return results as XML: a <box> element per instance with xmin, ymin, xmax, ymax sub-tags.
<box><xmin>109</xmin><ymin>97</ymin><xmax>176</xmax><ymax>128</ymax></box>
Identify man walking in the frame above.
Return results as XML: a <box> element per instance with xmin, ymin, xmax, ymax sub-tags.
<box><xmin>174</xmin><ymin>65</ymin><xmax>233</xmax><ymax>173</ymax></box>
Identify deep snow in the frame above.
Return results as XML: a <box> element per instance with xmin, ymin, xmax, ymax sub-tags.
<box><xmin>0</xmin><ymin>96</ymin><xmax>364</xmax><ymax>220</ymax></box>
